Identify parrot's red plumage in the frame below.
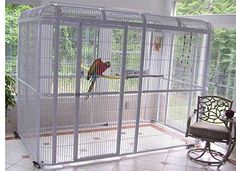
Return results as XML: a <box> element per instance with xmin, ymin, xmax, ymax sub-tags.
<box><xmin>87</xmin><ymin>58</ymin><xmax>110</xmax><ymax>81</ymax></box>
<box><xmin>85</xmin><ymin>58</ymin><xmax>111</xmax><ymax>100</ymax></box>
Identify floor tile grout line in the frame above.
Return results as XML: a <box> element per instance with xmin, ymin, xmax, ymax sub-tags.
<box><xmin>161</xmin><ymin>150</ymin><xmax>169</xmax><ymax>171</ymax></box>
<box><xmin>5</xmin><ymin>163</ymin><xmax>13</xmax><ymax>170</ymax></box>
<box><xmin>6</xmin><ymin>160</ymin><xmax>22</xmax><ymax>170</ymax></box>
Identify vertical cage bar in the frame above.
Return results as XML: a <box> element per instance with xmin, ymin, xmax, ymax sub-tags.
<box><xmin>73</xmin><ymin>23</ymin><xmax>83</xmax><ymax>161</ymax></box>
<box><xmin>164</xmin><ymin>33</ymin><xmax>174</xmax><ymax>124</ymax></box>
<box><xmin>35</xmin><ymin>20</ymin><xmax>42</xmax><ymax>163</ymax></box>
<box><xmin>17</xmin><ymin>22</ymin><xmax>23</xmax><ymax>84</ymax></box>
<box><xmin>197</xmin><ymin>34</ymin><xmax>209</xmax><ymax>96</ymax></box>
<box><xmin>202</xmin><ymin>34</ymin><xmax>211</xmax><ymax>95</ymax></box>
<box><xmin>134</xmin><ymin>16</ymin><xmax>147</xmax><ymax>153</ymax></box>
<box><xmin>16</xmin><ymin>22</ymin><xmax>25</xmax><ymax>136</ymax></box>
<box><xmin>96</xmin><ymin>28</ymin><xmax>100</xmax><ymax>58</ymax></box>
<box><xmin>143</xmin><ymin>30</ymin><xmax>153</xmax><ymax>92</ymax></box>
<box><xmin>147</xmin><ymin>31</ymin><xmax>153</xmax><ymax>70</ymax></box>
<box><xmin>156</xmin><ymin>33</ymin><xmax>165</xmax><ymax>122</ymax></box>
<box><xmin>116</xmin><ymin>25</ymin><xmax>128</xmax><ymax>155</ymax></box>
<box><xmin>93</xmin><ymin>28</ymin><xmax>97</xmax><ymax>59</ymax></box>
<box><xmin>52</xmin><ymin>18</ymin><xmax>60</xmax><ymax>165</ymax></box>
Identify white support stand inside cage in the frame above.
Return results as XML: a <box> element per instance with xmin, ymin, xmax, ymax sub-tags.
<box><xmin>17</xmin><ymin>3</ymin><xmax>212</xmax><ymax>168</ymax></box>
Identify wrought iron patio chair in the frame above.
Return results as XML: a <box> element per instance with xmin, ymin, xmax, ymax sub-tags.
<box><xmin>186</xmin><ymin>95</ymin><xmax>233</xmax><ymax>166</ymax></box>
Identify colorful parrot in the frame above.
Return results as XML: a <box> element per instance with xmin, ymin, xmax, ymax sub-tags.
<box><xmin>85</xmin><ymin>58</ymin><xmax>111</xmax><ymax>100</ymax></box>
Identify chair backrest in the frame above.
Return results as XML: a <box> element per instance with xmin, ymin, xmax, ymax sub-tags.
<box><xmin>196</xmin><ymin>96</ymin><xmax>233</xmax><ymax>124</ymax></box>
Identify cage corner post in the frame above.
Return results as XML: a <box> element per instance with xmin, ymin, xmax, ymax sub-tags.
<box><xmin>134</xmin><ymin>15</ymin><xmax>147</xmax><ymax>153</ymax></box>
<box><xmin>73</xmin><ymin>22</ymin><xmax>83</xmax><ymax>162</ymax></box>
<box><xmin>16</xmin><ymin>21</ymin><xmax>23</xmax><ymax>140</ymax></box>
<box><xmin>35</xmin><ymin>19</ymin><xmax>42</xmax><ymax>166</ymax></box>
<box><xmin>163</xmin><ymin>32</ymin><xmax>175</xmax><ymax>126</ymax></box>
<box><xmin>199</xmin><ymin>33</ymin><xmax>212</xmax><ymax>96</ymax></box>
<box><xmin>116</xmin><ymin>24</ymin><xmax>128</xmax><ymax>155</ymax></box>
<box><xmin>52</xmin><ymin>17</ymin><xmax>61</xmax><ymax>165</ymax></box>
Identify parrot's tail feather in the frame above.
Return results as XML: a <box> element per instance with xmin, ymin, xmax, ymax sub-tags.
<box><xmin>84</xmin><ymin>95</ymin><xmax>89</xmax><ymax>101</ymax></box>
<box><xmin>85</xmin><ymin>79</ymin><xmax>96</xmax><ymax>102</ymax></box>
<box><xmin>88</xmin><ymin>79</ymin><xmax>96</xmax><ymax>92</ymax></box>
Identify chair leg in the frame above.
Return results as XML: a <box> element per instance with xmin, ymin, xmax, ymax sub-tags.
<box><xmin>218</xmin><ymin>143</ymin><xmax>234</xmax><ymax>168</ymax></box>
<box><xmin>193</xmin><ymin>141</ymin><xmax>208</xmax><ymax>160</ymax></box>
<box><xmin>208</xmin><ymin>143</ymin><xmax>224</xmax><ymax>162</ymax></box>
<box><xmin>187</xmin><ymin>141</ymin><xmax>226</xmax><ymax>166</ymax></box>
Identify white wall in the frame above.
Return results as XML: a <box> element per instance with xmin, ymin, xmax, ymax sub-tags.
<box><xmin>40</xmin><ymin>0</ymin><xmax>173</xmax><ymax>16</ymax></box>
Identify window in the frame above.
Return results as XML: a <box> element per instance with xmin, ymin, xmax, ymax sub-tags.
<box><xmin>176</xmin><ymin>0</ymin><xmax>236</xmax><ymax>99</ymax></box>
<box><xmin>208</xmin><ymin>28</ymin><xmax>236</xmax><ymax>99</ymax></box>
<box><xmin>176</xmin><ymin>0</ymin><xmax>236</xmax><ymax>15</ymax></box>
<box><xmin>5</xmin><ymin>4</ymin><xmax>32</xmax><ymax>75</ymax></box>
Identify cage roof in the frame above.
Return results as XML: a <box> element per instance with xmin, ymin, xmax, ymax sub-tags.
<box><xmin>19</xmin><ymin>3</ymin><xmax>212</xmax><ymax>33</ymax></box>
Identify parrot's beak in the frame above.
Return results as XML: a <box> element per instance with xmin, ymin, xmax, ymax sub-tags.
<box><xmin>106</xmin><ymin>62</ymin><xmax>111</xmax><ymax>67</ymax></box>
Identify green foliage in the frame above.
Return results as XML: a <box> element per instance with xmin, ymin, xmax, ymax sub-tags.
<box><xmin>5</xmin><ymin>4</ymin><xmax>32</xmax><ymax>74</ymax></box>
<box><xmin>176</xmin><ymin>0</ymin><xmax>236</xmax><ymax>15</ymax></box>
<box><xmin>209</xmin><ymin>29</ymin><xmax>236</xmax><ymax>98</ymax></box>
<box><xmin>5</xmin><ymin>74</ymin><xmax>16</xmax><ymax>112</ymax></box>
<box><xmin>5</xmin><ymin>4</ymin><xmax>32</xmax><ymax>47</ymax></box>
<box><xmin>176</xmin><ymin>0</ymin><xmax>236</xmax><ymax>99</ymax></box>
<box><xmin>212</xmin><ymin>29</ymin><xmax>236</xmax><ymax>72</ymax></box>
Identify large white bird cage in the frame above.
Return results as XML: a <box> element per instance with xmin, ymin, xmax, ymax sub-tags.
<box><xmin>17</xmin><ymin>3</ymin><xmax>212</xmax><ymax>168</ymax></box>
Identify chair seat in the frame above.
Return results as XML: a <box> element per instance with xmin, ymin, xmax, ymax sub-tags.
<box><xmin>189</xmin><ymin>122</ymin><xmax>229</xmax><ymax>140</ymax></box>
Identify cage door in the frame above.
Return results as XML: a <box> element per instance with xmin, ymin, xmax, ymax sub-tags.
<box><xmin>74</xmin><ymin>25</ymin><xmax>128</xmax><ymax>160</ymax></box>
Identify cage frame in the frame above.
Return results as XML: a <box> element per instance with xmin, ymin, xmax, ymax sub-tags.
<box><xmin>17</xmin><ymin>3</ymin><xmax>212</xmax><ymax>167</ymax></box>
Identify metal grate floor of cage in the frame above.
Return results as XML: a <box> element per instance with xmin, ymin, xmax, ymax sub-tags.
<box><xmin>39</xmin><ymin>123</ymin><xmax>194</xmax><ymax>164</ymax></box>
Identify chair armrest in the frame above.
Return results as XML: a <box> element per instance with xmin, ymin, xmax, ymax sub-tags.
<box><xmin>185</xmin><ymin>109</ymin><xmax>197</xmax><ymax>137</ymax></box>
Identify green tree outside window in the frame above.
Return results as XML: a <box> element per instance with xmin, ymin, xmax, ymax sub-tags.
<box><xmin>176</xmin><ymin>0</ymin><xmax>236</xmax><ymax>99</ymax></box>
<box><xmin>5</xmin><ymin>4</ymin><xmax>32</xmax><ymax>75</ymax></box>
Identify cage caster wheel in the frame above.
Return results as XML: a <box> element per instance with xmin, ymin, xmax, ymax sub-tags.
<box><xmin>150</xmin><ymin>120</ymin><xmax>155</xmax><ymax>123</ymax></box>
<box><xmin>13</xmin><ymin>131</ymin><xmax>20</xmax><ymax>139</ymax></box>
<box><xmin>33</xmin><ymin>161</ymin><xmax>43</xmax><ymax>169</ymax></box>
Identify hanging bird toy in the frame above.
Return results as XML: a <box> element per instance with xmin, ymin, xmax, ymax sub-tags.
<box><xmin>153</xmin><ymin>36</ymin><xmax>162</xmax><ymax>52</ymax></box>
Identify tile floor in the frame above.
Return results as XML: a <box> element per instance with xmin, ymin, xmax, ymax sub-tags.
<box><xmin>5</xmin><ymin>138</ymin><xmax>236</xmax><ymax>171</ymax></box>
